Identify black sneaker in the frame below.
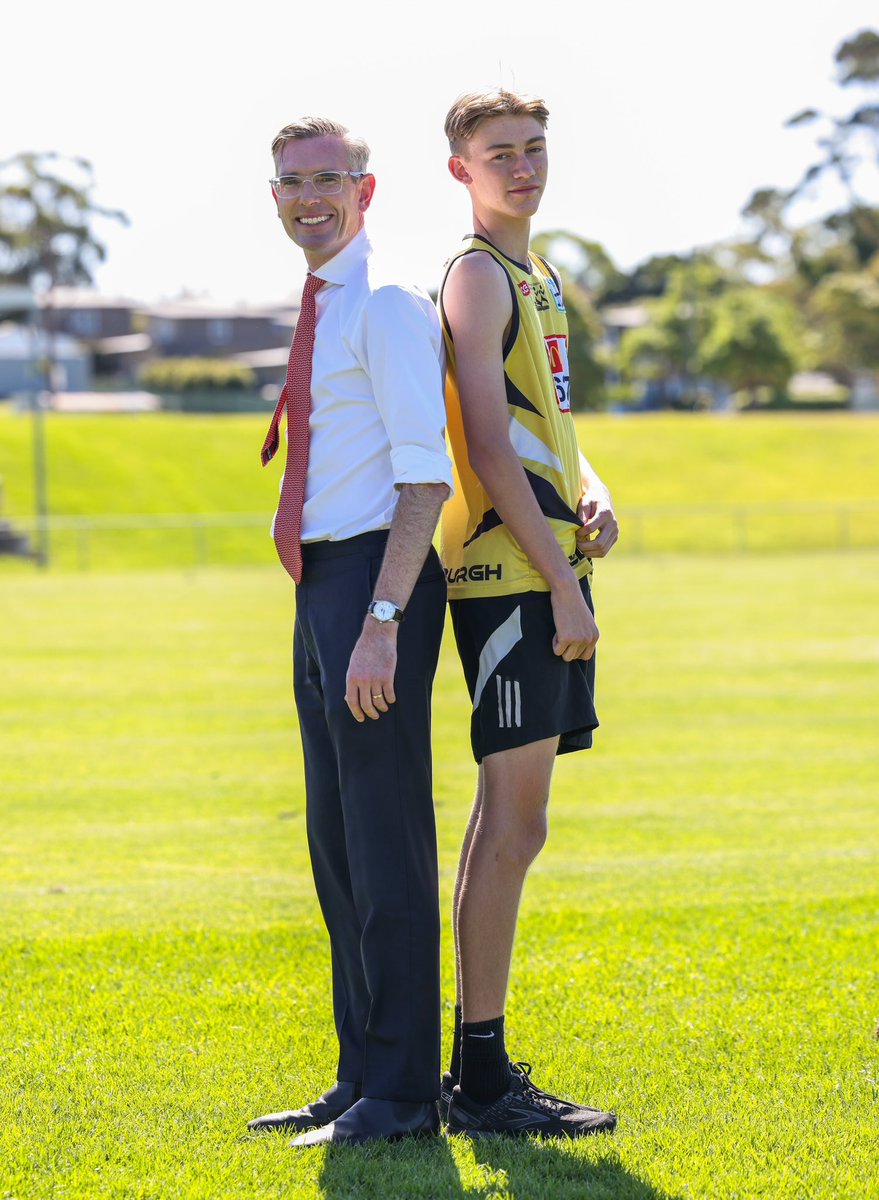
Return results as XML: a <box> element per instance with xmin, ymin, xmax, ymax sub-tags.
<box><xmin>437</xmin><ymin>1072</ymin><xmax>457</xmax><ymax>1124</ymax></box>
<box><xmin>446</xmin><ymin>1061</ymin><xmax>617</xmax><ymax>1139</ymax></box>
<box><xmin>438</xmin><ymin>1060</ymin><xmax>516</xmax><ymax>1125</ymax></box>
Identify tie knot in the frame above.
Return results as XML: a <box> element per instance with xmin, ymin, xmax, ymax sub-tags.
<box><xmin>303</xmin><ymin>273</ymin><xmax>325</xmax><ymax>300</ymax></box>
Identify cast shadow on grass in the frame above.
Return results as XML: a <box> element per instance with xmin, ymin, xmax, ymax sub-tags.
<box><xmin>464</xmin><ymin>1137</ymin><xmax>681</xmax><ymax>1200</ymax></box>
<box><xmin>317</xmin><ymin>1135</ymin><xmax>680</xmax><ymax>1200</ymax></box>
<box><xmin>319</xmin><ymin>1136</ymin><xmax>464</xmax><ymax>1199</ymax></box>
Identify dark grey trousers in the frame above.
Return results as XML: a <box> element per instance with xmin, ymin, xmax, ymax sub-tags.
<box><xmin>293</xmin><ymin>530</ymin><xmax>445</xmax><ymax>1101</ymax></box>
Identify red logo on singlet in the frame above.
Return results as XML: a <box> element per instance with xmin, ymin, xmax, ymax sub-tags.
<box><xmin>518</xmin><ymin>281</ymin><xmax>532</xmax><ymax>297</ymax></box>
<box><xmin>544</xmin><ymin>334</ymin><xmax>571</xmax><ymax>412</ymax></box>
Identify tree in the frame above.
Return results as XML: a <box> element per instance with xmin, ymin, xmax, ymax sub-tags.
<box><xmin>698</xmin><ymin>290</ymin><xmax>803</xmax><ymax>405</ymax></box>
<box><xmin>736</xmin><ymin>29</ymin><xmax>879</xmax><ymax>402</ymax></box>
<box><xmin>0</xmin><ymin>152</ymin><xmax>127</xmax><ymax>290</ymax></box>
<box><xmin>784</xmin><ymin>29</ymin><xmax>879</xmax><ymax>206</ymax></box>
<box><xmin>0</xmin><ymin>154</ymin><xmax>127</xmax><ymax>567</ymax></box>
<box><xmin>740</xmin><ymin>28</ymin><xmax>878</xmax><ymax>247</ymax></box>
<box><xmin>810</xmin><ymin>257</ymin><xmax>879</xmax><ymax>375</ymax></box>
<box><xmin>617</xmin><ymin>258</ymin><xmax>736</xmax><ymax>407</ymax></box>
<box><xmin>605</xmin><ymin>251</ymin><xmax>693</xmax><ymax>303</ymax></box>
<box><xmin>532</xmin><ymin>230</ymin><xmax>625</xmax><ymax>302</ymax></box>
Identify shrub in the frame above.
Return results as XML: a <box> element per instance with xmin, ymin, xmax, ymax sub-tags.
<box><xmin>139</xmin><ymin>358</ymin><xmax>256</xmax><ymax>392</ymax></box>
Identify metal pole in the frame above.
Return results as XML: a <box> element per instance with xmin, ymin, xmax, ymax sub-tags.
<box><xmin>30</xmin><ymin>391</ymin><xmax>49</xmax><ymax>567</ymax></box>
<box><xmin>27</xmin><ymin>299</ymin><xmax>52</xmax><ymax>568</ymax></box>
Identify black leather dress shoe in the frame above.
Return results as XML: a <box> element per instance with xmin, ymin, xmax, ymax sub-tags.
<box><xmin>289</xmin><ymin>1097</ymin><xmax>440</xmax><ymax>1146</ymax></box>
<box><xmin>247</xmin><ymin>1081</ymin><xmax>360</xmax><ymax>1133</ymax></box>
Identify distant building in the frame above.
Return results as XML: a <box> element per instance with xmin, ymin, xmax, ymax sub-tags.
<box><xmin>0</xmin><ymin>324</ymin><xmax>89</xmax><ymax>396</ymax></box>
<box><xmin>3</xmin><ymin>289</ymin><xmax>302</xmax><ymax>396</ymax></box>
<box><xmin>599</xmin><ymin>303</ymin><xmax>649</xmax><ymax>348</ymax></box>
<box><xmin>38</xmin><ymin>289</ymin><xmax>145</xmax><ymax>382</ymax></box>
<box><xmin>145</xmin><ymin>300</ymin><xmax>296</xmax><ymax>362</ymax></box>
<box><xmin>0</xmin><ymin>286</ymin><xmax>36</xmax><ymax>323</ymax></box>
<box><xmin>40</xmin><ymin>288</ymin><xmax>138</xmax><ymax>340</ymax></box>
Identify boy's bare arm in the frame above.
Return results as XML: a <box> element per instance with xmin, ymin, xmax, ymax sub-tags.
<box><xmin>443</xmin><ymin>253</ymin><xmax>597</xmax><ymax>662</ymax></box>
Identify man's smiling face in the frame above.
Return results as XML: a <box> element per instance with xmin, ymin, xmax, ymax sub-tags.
<box><xmin>272</xmin><ymin>134</ymin><xmax>375</xmax><ymax>269</ymax></box>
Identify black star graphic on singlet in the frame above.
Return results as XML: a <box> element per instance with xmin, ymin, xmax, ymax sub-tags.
<box><xmin>463</xmin><ymin>470</ymin><xmax>580</xmax><ymax>549</ymax></box>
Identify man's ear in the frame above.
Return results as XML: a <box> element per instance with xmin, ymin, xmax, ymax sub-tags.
<box><xmin>357</xmin><ymin>173</ymin><xmax>377</xmax><ymax>212</ymax></box>
<box><xmin>448</xmin><ymin>156</ymin><xmax>472</xmax><ymax>185</ymax></box>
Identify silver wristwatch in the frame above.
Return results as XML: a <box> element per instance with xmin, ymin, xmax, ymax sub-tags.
<box><xmin>367</xmin><ymin>599</ymin><xmax>405</xmax><ymax>624</ymax></box>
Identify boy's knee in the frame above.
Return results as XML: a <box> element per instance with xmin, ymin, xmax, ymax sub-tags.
<box><xmin>484</xmin><ymin>809</ymin><xmax>547</xmax><ymax>870</ymax></box>
<box><xmin>519</xmin><ymin>811</ymin><xmax>548</xmax><ymax>864</ymax></box>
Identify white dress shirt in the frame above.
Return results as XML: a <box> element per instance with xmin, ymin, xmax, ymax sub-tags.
<box><xmin>283</xmin><ymin>228</ymin><xmax>452</xmax><ymax>543</ymax></box>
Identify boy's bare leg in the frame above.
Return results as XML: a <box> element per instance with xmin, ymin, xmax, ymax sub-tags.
<box><xmin>455</xmin><ymin>736</ymin><xmax>558</xmax><ymax>1023</ymax></box>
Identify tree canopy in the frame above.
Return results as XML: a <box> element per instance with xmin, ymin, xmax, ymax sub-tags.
<box><xmin>608</xmin><ymin>26</ymin><xmax>879</xmax><ymax>407</ymax></box>
<box><xmin>0</xmin><ymin>152</ymin><xmax>127</xmax><ymax>291</ymax></box>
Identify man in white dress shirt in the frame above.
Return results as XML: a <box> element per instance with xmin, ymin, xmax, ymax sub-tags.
<box><xmin>248</xmin><ymin>117</ymin><xmax>453</xmax><ymax>1146</ymax></box>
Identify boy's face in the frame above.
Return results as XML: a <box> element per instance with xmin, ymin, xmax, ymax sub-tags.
<box><xmin>449</xmin><ymin>114</ymin><xmax>548</xmax><ymax>220</ymax></box>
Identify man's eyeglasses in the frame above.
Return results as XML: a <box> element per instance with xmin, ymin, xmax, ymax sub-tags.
<box><xmin>269</xmin><ymin>171</ymin><xmax>366</xmax><ymax>198</ymax></box>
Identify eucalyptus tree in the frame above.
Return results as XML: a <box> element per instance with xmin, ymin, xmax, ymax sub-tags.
<box><xmin>0</xmin><ymin>152</ymin><xmax>127</xmax><ymax>565</ymax></box>
<box><xmin>0</xmin><ymin>152</ymin><xmax>127</xmax><ymax>290</ymax></box>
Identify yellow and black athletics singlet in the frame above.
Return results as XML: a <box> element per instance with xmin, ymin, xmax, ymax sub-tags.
<box><xmin>438</xmin><ymin>234</ymin><xmax>591</xmax><ymax>599</ymax></box>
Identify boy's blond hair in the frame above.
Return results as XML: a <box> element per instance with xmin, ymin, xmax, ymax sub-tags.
<box><xmin>444</xmin><ymin>89</ymin><xmax>549</xmax><ymax>156</ymax></box>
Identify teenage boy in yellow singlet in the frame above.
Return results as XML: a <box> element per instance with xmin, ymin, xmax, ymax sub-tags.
<box><xmin>437</xmin><ymin>89</ymin><xmax>620</xmax><ymax>1138</ymax></box>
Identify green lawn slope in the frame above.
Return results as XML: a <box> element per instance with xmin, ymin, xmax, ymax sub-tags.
<box><xmin>2</xmin><ymin>408</ymin><xmax>878</xmax><ymax>568</ymax></box>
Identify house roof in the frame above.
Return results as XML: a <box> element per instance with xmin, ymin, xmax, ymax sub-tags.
<box><xmin>146</xmin><ymin>301</ymin><xmax>297</xmax><ymax>322</ymax></box>
<box><xmin>40</xmin><ymin>288</ymin><xmax>137</xmax><ymax>309</ymax></box>
<box><xmin>32</xmin><ymin>287</ymin><xmax>299</xmax><ymax>323</ymax></box>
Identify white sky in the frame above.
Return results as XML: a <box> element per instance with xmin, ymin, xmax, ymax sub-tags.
<box><xmin>3</xmin><ymin>0</ymin><xmax>877</xmax><ymax>306</ymax></box>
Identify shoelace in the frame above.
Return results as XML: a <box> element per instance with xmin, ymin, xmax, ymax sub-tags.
<box><xmin>510</xmin><ymin>1061</ymin><xmax>565</xmax><ymax>1112</ymax></box>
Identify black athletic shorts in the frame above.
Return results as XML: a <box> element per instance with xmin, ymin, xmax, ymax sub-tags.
<box><xmin>449</xmin><ymin>575</ymin><xmax>599</xmax><ymax>764</ymax></box>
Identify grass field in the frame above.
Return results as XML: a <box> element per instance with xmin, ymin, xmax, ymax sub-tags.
<box><xmin>2</xmin><ymin>549</ymin><xmax>878</xmax><ymax>1199</ymax></box>
<box><xmin>2</xmin><ymin>409</ymin><xmax>879</xmax><ymax>568</ymax></box>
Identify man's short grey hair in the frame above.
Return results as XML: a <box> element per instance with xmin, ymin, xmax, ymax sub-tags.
<box><xmin>271</xmin><ymin>117</ymin><xmax>370</xmax><ymax>173</ymax></box>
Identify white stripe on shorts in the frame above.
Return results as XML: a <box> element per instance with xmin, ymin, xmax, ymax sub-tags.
<box><xmin>495</xmin><ymin>676</ymin><xmax>522</xmax><ymax>729</ymax></box>
<box><xmin>473</xmin><ymin>606</ymin><xmax>523</xmax><ymax>710</ymax></box>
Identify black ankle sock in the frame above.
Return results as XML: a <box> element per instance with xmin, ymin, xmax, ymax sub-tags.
<box><xmin>449</xmin><ymin>1004</ymin><xmax>463</xmax><ymax>1080</ymax></box>
<box><xmin>459</xmin><ymin>1015</ymin><xmax>511</xmax><ymax>1104</ymax></box>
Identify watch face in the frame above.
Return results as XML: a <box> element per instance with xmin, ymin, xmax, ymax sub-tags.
<box><xmin>372</xmin><ymin>601</ymin><xmax>396</xmax><ymax>621</ymax></box>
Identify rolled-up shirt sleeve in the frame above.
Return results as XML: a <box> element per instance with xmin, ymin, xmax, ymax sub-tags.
<box><xmin>364</xmin><ymin>284</ymin><xmax>454</xmax><ymax>492</ymax></box>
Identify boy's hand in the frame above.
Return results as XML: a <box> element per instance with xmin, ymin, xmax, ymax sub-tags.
<box><xmin>577</xmin><ymin>495</ymin><xmax>619</xmax><ymax>558</ymax></box>
<box><xmin>550</xmin><ymin>579</ymin><xmax>599</xmax><ymax>662</ymax></box>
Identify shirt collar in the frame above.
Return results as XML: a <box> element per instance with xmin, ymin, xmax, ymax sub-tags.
<box><xmin>312</xmin><ymin>227</ymin><xmax>372</xmax><ymax>288</ymax></box>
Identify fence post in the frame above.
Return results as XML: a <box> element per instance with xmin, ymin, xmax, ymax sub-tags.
<box><xmin>193</xmin><ymin>518</ymin><xmax>208</xmax><ymax>566</ymax></box>
<box><xmin>735</xmin><ymin>509</ymin><xmax>748</xmax><ymax>553</ymax></box>
<box><xmin>837</xmin><ymin>506</ymin><xmax>850</xmax><ymax>550</ymax></box>
<box><xmin>76</xmin><ymin>520</ymin><xmax>90</xmax><ymax>572</ymax></box>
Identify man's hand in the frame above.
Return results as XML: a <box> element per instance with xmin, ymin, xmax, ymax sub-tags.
<box><xmin>576</xmin><ymin>494</ymin><xmax>619</xmax><ymax>559</ymax></box>
<box><xmin>345</xmin><ymin>620</ymin><xmax>398</xmax><ymax>722</ymax></box>
<box><xmin>550</xmin><ymin>578</ymin><xmax>599</xmax><ymax>662</ymax></box>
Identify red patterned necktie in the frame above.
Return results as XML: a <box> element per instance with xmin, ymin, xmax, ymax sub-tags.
<box><xmin>261</xmin><ymin>272</ymin><xmax>326</xmax><ymax>583</ymax></box>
